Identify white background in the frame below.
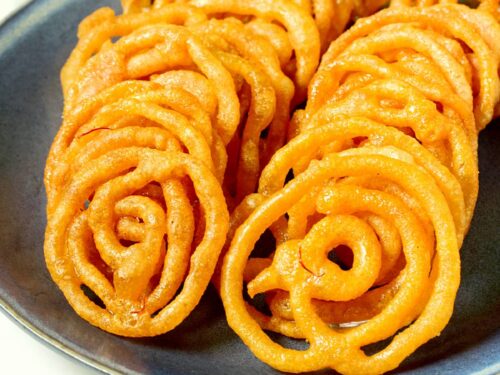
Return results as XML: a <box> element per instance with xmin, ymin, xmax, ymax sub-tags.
<box><xmin>0</xmin><ymin>2</ymin><xmax>98</xmax><ymax>374</ymax></box>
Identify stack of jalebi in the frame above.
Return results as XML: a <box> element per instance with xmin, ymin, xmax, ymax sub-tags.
<box><xmin>44</xmin><ymin>0</ymin><xmax>322</xmax><ymax>336</ymax></box>
<box><xmin>222</xmin><ymin>117</ymin><xmax>467</xmax><ymax>371</ymax></box>
<box><xmin>43</xmin><ymin>0</ymin><xmax>500</xmax><ymax>372</ymax></box>
<box><xmin>221</xmin><ymin>2</ymin><xmax>500</xmax><ymax>374</ymax></box>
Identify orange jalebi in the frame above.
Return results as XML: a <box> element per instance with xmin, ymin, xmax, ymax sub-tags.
<box><xmin>56</xmin><ymin>0</ymin><xmax>318</xmax><ymax>207</ymax></box>
<box><xmin>45</xmin><ymin>146</ymin><xmax>228</xmax><ymax>336</ymax></box>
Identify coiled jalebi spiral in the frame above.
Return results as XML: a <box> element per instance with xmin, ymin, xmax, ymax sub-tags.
<box><xmin>45</xmin><ymin>145</ymin><xmax>228</xmax><ymax>336</ymax></box>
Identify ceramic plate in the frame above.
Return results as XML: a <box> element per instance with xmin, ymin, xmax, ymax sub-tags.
<box><xmin>0</xmin><ymin>0</ymin><xmax>499</xmax><ymax>374</ymax></box>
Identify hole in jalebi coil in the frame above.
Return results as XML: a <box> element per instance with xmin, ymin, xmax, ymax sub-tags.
<box><xmin>328</xmin><ymin>245</ymin><xmax>354</xmax><ymax>271</ymax></box>
<box><xmin>81</xmin><ymin>284</ymin><xmax>106</xmax><ymax>309</ymax></box>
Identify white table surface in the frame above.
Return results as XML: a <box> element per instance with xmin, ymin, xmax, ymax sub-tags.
<box><xmin>0</xmin><ymin>2</ymin><xmax>100</xmax><ymax>374</ymax></box>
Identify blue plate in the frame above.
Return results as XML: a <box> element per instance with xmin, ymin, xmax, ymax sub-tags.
<box><xmin>0</xmin><ymin>0</ymin><xmax>498</xmax><ymax>374</ymax></box>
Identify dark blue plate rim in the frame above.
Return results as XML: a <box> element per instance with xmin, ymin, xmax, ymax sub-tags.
<box><xmin>0</xmin><ymin>1</ymin><xmax>498</xmax><ymax>375</ymax></box>
<box><xmin>0</xmin><ymin>1</ymin><xmax>111</xmax><ymax>373</ymax></box>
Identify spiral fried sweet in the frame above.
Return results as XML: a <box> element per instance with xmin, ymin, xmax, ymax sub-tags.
<box><xmin>221</xmin><ymin>128</ymin><xmax>460</xmax><ymax>373</ymax></box>
<box><xmin>309</xmin><ymin>2</ymin><xmax>500</xmax><ymax>130</ymax></box>
<box><xmin>45</xmin><ymin>146</ymin><xmax>228</xmax><ymax>336</ymax></box>
<box><xmin>122</xmin><ymin>0</ymin><xmax>321</xmax><ymax>102</ymax></box>
<box><xmin>45</xmin><ymin>5</ymin><xmax>238</xmax><ymax>336</ymax></box>
<box><xmin>46</xmin><ymin>72</ymin><xmax>230</xmax><ymax>336</ymax></box>
<box><xmin>57</xmin><ymin>0</ymin><xmax>319</xmax><ymax>207</ymax></box>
